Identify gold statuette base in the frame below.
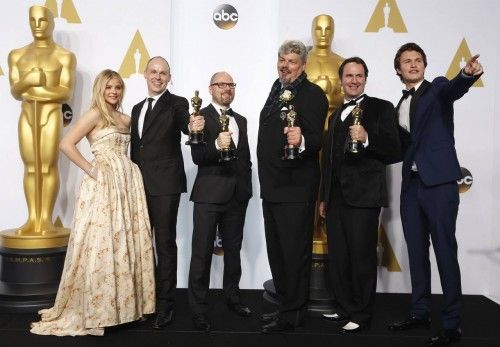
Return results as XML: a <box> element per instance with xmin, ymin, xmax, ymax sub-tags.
<box><xmin>0</xmin><ymin>228</ymin><xmax>70</xmax><ymax>249</ymax></box>
<box><xmin>312</xmin><ymin>238</ymin><xmax>328</xmax><ymax>255</ymax></box>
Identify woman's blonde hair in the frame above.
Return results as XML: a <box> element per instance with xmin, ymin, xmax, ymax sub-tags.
<box><xmin>90</xmin><ymin>69</ymin><xmax>125</xmax><ymax>127</ymax></box>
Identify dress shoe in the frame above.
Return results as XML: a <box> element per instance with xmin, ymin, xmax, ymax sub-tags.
<box><xmin>260</xmin><ymin>310</ymin><xmax>279</xmax><ymax>323</ymax></box>
<box><xmin>227</xmin><ymin>303</ymin><xmax>252</xmax><ymax>317</ymax></box>
<box><xmin>340</xmin><ymin>321</ymin><xmax>364</xmax><ymax>334</ymax></box>
<box><xmin>427</xmin><ymin>328</ymin><xmax>462</xmax><ymax>346</ymax></box>
<box><xmin>192</xmin><ymin>313</ymin><xmax>210</xmax><ymax>332</ymax></box>
<box><xmin>261</xmin><ymin>318</ymin><xmax>294</xmax><ymax>334</ymax></box>
<box><xmin>322</xmin><ymin>313</ymin><xmax>348</xmax><ymax>323</ymax></box>
<box><xmin>388</xmin><ymin>316</ymin><xmax>431</xmax><ymax>331</ymax></box>
<box><xmin>152</xmin><ymin>309</ymin><xmax>174</xmax><ymax>329</ymax></box>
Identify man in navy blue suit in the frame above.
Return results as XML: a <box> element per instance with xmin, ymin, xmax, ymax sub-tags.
<box><xmin>387</xmin><ymin>43</ymin><xmax>483</xmax><ymax>346</ymax></box>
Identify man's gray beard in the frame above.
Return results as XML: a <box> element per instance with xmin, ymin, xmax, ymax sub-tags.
<box><xmin>279</xmin><ymin>76</ymin><xmax>291</xmax><ymax>87</ymax></box>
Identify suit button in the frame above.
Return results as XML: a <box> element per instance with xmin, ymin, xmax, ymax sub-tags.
<box><xmin>140</xmin><ymin>145</ymin><xmax>144</xmax><ymax>148</ymax></box>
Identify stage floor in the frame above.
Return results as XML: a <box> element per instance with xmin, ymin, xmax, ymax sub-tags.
<box><xmin>0</xmin><ymin>289</ymin><xmax>498</xmax><ymax>347</ymax></box>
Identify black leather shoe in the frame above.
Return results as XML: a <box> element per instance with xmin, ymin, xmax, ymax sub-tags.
<box><xmin>261</xmin><ymin>318</ymin><xmax>294</xmax><ymax>334</ymax></box>
<box><xmin>192</xmin><ymin>314</ymin><xmax>211</xmax><ymax>332</ymax></box>
<box><xmin>228</xmin><ymin>303</ymin><xmax>252</xmax><ymax>317</ymax></box>
<box><xmin>152</xmin><ymin>309</ymin><xmax>174</xmax><ymax>329</ymax></box>
<box><xmin>388</xmin><ymin>316</ymin><xmax>431</xmax><ymax>331</ymax></box>
<box><xmin>427</xmin><ymin>328</ymin><xmax>462</xmax><ymax>346</ymax></box>
<box><xmin>322</xmin><ymin>313</ymin><xmax>348</xmax><ymax>323</ymax></box>
<box><xmin>260</xmin><ymin>310</ymin><xmax>279</xmax><ymax>323</ymax></box>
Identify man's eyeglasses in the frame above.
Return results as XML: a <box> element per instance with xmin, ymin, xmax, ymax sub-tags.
<box><xmin>210</xmin><ymin>82</ymin><xmax>236</xmax><ymax>89</ymax></box>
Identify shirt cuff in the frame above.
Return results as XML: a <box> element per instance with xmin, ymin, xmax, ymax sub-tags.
<box><xmin>363</xmin><ymin>134</ymin><xmax>369</xmax><ymax>148</ymax></box>
<box><xmin>299</xmin><ymin>135</ymin><xmax>306</xmax><ymax>153</ymax></box>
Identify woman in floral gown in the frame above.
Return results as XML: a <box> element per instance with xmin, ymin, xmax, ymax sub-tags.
<box><xmin>31</xmin><ymin>69</ymin><xmax>155</xmax><ymax>336</ymax></box>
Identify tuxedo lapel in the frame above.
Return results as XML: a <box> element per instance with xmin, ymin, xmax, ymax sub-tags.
<box><xmin>409</xmin><ymin>80</ymin><xmax>432</xmax><ymax>139</ymax></box>
<box><xmin>328</xmin><ymin>107</ymin><xmax>342</xmax><ymax>163</ymax></box>
<box><xmin>409</xmin><ymin>80</ymin><xmax>430</xmax><ymax>127</ymax></box>
<box><xmin>131</xmin><ymin>100</ymin><xmax>144</xmax><ymax>138</ymax></box>
<box><xmin>233</xmin><ymin>113</ymin><xmax>246</xmax><ymax>149</ymax></box>
<box><xmin>205</xmin><ymin>104</ymin><xmax>221</xmax><ymax>134</ymax></box>
<box><xmin>142</xmin><ymin>90</ymin><xmax>171</xmax><ymax>136</ymax></box>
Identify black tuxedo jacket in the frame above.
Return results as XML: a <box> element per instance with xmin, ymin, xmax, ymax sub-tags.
<box><xmin>189</xmin><ymin>104</ymin><xmax>252</xmax><ymax>203</ymax></box>
<box><xmin>130</xmin><ymin>90</ymin><xmax>190</xmax><ymax>196</ymax></box>
<box><xmin>257</xmin><ymin>77</ymin><xmax>328</xmax><ymax>203</ymax></box>
<box><xmin>321</xmin><ymin>96</ymin><xmax>401</xmax><ymax>208</ymax></box>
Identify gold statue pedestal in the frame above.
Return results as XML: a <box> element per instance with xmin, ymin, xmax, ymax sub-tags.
<box><xmin>0</xmin><ymin>228</ymin><xmax>69</xmax><ymax>312</ymax></box>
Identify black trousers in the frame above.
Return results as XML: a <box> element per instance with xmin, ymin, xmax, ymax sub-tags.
<box><xmin>146</xmin><ymin>193</ymin><xmax>181</xmax><ymax>312</ymax></box>
<box><xmin>326</xmin><ymin>183</ymin><xmax>380</xmax><ymax>324</ymax></box>
<box><xmin>262</xmin><ymin>200</ymin><xmax>314</xmax><ymax>326</ymax></box>
<box><xmin>188</xmin><ymin>197</ymin><xmax>249</xmax><ymax>314</ymax></box>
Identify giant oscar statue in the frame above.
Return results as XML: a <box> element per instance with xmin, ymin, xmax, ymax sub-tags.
<box><xmin>0</xmin><ymin>5</ymin><xmax>76</xmax><ymax>310</ymax></box>
<box><xmin>306</xmin><ymin>14</ymin><xmax>344</xmax><ymax>314</ymax></box>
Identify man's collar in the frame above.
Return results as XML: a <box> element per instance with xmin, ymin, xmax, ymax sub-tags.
<box><xmin>211</xmin><ymin>102</ymin><xmax>231</xmax><ymax>115</ymax></box>
<box><xmin>147</xmin><ymin>88</ymin><xmax>168</xmax><ymax>101</ymax></box>
<box><xmin>405</xmin><ymin>80</ymin><xmax>424</xmax><ymax>92</ymax></box>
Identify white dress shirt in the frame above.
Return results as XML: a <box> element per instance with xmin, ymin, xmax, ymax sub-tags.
<box><xmin>398</xmin><ymin>80</ymin><xmax>423</xmax><ymax>171</ymax></box>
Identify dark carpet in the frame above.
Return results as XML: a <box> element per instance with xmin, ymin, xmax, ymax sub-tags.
<box><xmin>0</xmin><ymin>290</ymin><xmax>499</xmax><ymax>347</ymax></box>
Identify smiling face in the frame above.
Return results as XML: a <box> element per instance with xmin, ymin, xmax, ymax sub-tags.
<box><xmin>277</xmin><ymin>52</ymin><xmax>305</xmax><ymax>86</ymax></box>
<box><xmin>209</xmin><ymin>72</ymin><xmax>235</xmax><ymax>107</ymax></box>
<box><xmin>340</xmin><ymin>62</ymin><xmax>367</xmax><ymax>100</ymax></box>
<box><xmin>103</xmin><ymin>77</ymin><xmax>123</xmax><ymax>107</ymax></box>
<box><xmin>396</xmin><ymin>50</ymin><xmax>425</xmax><ymax>86</ymax></box>
<box><xmin>144</xmin><ymin>57</ymin><xmax>171</xmax><ymax>96</ymax></box>
<box><xmin>29</xmin><ymin>6</ymin><xmax>54</xmax><ymax>40</ymax></box>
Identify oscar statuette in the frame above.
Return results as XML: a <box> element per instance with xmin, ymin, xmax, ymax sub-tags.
<box><xmin>218</xmin><ymin>109</ymin><xmax>236</xmax><ymax>162</ymax></box>
<box><xmin>185</xmin><ymin>90</ymin><xmax>205</xmax><ymax>145</ymax></box>
<box><xmin>347</xmin><ymin>105</ymin><xmax>363</xmax><ymax>154</ymax></box>
<box><xmin>282</xmin><ymin>105</ymin><xmax>300</xmax><ymax>160</ymax></box>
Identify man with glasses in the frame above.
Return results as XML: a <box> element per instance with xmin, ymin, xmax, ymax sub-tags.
<box><xmin>258</xmin><ymin>40</ymin><xmax>328</xmax><ymax>332</ymax></box>
<box><xmin>187</xmin><ymin>72</ymin><xmax>253</xmax><ymax>332</ymax></box>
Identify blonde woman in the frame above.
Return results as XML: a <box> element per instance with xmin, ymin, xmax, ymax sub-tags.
<box><xmin>31</xmin><ymin>69</ymin><xmax>155</xmax><ymax>336</ymax></box>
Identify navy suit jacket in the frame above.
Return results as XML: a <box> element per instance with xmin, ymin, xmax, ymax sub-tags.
<box><xmin>398</xmin><ymin>72</ymin><xmax>480</xmax><ymax>190</ymax></box>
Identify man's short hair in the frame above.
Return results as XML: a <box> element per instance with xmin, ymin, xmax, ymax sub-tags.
<box><xmin>394</xmin><ymin>42</ymin><xmax>427</xmax><ymax>81</ymax></box>
<box><xmin>278</xmin><ymin>40</ymin><xmax>307</xmax><ymax>64</ymax></box>
<box><xmin>338</xmin><ymin>57</ymin><xmax>369</xmax><ymax>78</ymax></box>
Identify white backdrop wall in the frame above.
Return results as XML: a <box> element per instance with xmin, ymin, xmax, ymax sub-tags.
<box><xmin>0</xmin><ymin>0</ymin><xmax>499</xmax><ymax>303</ymax></box>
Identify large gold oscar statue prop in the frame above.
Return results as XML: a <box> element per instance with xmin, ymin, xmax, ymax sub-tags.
<box><xmin>305</xmin><ymin>14</ymin><xmax>344</xmax><ymax>315</ymax></box>
<box><xmin>309</xmin><ymin>14</ymin><xmax>345</xmax><ymax>315</ymax></box>
<box><xmin>0</xmin><ymin>6</ymin><xmax>76</xmax><ymax>311</ymax></box>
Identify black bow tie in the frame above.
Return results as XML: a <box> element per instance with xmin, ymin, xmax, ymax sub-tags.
<box><xmin>221</xmin><ymin>108</ymin><xmax>233</xmax><ymax>116</ymax></box>
<box><xmin>401</xmin><ymin>88</ymin><xmax>415</xmax><ymax>100</ymax></box>
<box><xmin>341</xmin><ymin>94</ymin><xmax>365</xmax><ymax>110</ymax></box>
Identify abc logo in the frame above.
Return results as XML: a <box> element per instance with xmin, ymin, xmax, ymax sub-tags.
<box><xmin>457</xmin><ymin>167</ymin><xmax>473</xmax><ymax>193</ymax></box>
<box><xmin>213</xmin><ymin>230</ymin><xmax>224</xmax><ymax>256</ymax></box>
<box><xmin>62</xmin><ymin>103</ymin><xmax>73</xmax><ymax>127</ymax></box>
<box><xmin>213</xmin><ymin>4</ymin><xmax>238</xmax><ymax>30</ymax></box>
